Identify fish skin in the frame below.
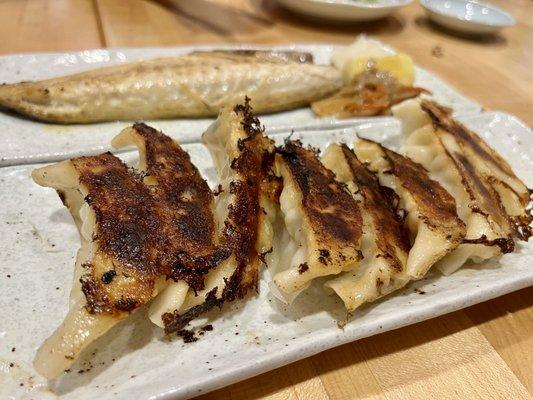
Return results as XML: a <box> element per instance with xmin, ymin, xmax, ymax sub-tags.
<box><xmin>0</xmin><ymin>51</ymin><xmax>343</xmax><ymax>124</ymax></box>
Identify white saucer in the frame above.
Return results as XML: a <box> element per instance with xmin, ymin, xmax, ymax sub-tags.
<box><xmin>276</xmin><ymin>0</ymin><xmax>412</xmax><ymax>22</ymax></box>
<box><xmin>420</xmin><ymin>0</ymin><xmax>515</xmax><ymax>35</ymax></box>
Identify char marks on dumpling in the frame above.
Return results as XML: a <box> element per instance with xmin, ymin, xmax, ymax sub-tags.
<box><xmin>32</xmin><ymin>123</ymin><xmax>219</xmax><ymax>378</ymax></box>
<box><xmin>354</xmin><ymin>138</ymin><xmax>466</xmax><ymax>279</ymax></box>
<box><xmin>420</xmin><ymin>100</ymin><xmax>532</xmax><ymax>241</ymax></box>
<box><xmin>70</xmin><ymin>153</ymin><xmax>162</xmax><ymax>313</ymax></box>
<box><xmin>395</xmin><ymin>99</ymin><xmax>532</xmax><ymax>275</ymax></box>
<box><xmin>112</xmin><ymin>123</ymin><xmax>228</xmax><ymax>290</ymax></box>
<box><xmin>270</xmin><ymin>140</ymin><xmax>363</xmax><ymax>302</ymax></box>
<box><xmin>159</xmin><ymin>98</ymin><xmax>279</xmax><ymax>332</ymax></box>
<box><xmin>322</xmin><ymin>144</ymin><xmax>410</xmax><ymax>312</ymax></box>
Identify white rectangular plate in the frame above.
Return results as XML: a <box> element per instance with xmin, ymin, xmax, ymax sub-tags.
<box><xmin>0</xmin><ymin>111</ymin><xmax>531</xmax><ymax>400</ymax></box>
<box><xmin>0</xmin><ymin>44</ymin><xmax>481</xmax><ymax>166</ymax></box>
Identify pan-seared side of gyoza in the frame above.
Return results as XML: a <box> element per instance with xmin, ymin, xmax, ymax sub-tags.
<box><xmin>157</xmin><ymin>99</ymin><xmax>279</xmax><ymax>333</ymax></box>
<box><xmin>32</xmin><ymin>123</ymin><xmax>218</xmax><ymax>378</ymax></box>
<box><xmin>0</xmin><ymin>51</ymin><xmax>342</xmax><ymax>123</ymax></box>
<box><xmin>269</xmin><ymin>140</ymin><xmax>363</xmax><ymax>303</ymax></box>
<box><xmin>355</xmin><ymin>139</ymin><xmax>466</xmax><ymax>279</ymax></box>
<box><xmin>112</xmin><ymin>124</ymin><xmax>230</xmax><ymax>330</ymax></box>
<box><xmin>394</xmin><ymin>99</ymin><xmax>532</xmax><ymax>275</ymax></box>
<box><xmin>322</xmin><ymin>143</ymin><xmax>411</xmax><ymax>312</ymax></box>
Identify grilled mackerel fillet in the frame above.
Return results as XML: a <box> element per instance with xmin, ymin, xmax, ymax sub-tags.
<box><xmin>32</xmin><ymin>123</ymin><xmax>217</xmax><ymax>378</ymax></box>
<box><xmin>159</xmin><ymin>99</ymin><xmax>279</xmax><ymax>333</ymax></box>
<box><xmin>0</xmin><ymin>50</ymin><xmax>342</xmax><ymax>123</ymax></box>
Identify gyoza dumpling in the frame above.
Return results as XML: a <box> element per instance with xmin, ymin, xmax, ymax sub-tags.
<box><xmin>354</xmin><ymin>139</ymin><xmax>466</xmax><ymax>279</ymax></box>
<box><xmin>270</xmin><ymin>140</ymin><xmax>363</xmax><ymax>303</ymax></box>
<box><xmin>394</xmin><ymin>99</ymin><xmax>532</xmax><ymax>274</ymax></box>
<box><xmin>32</xmin><ymin>123</ymin><xmax>217</xmax><ymax>378</ymax></box>
<box><xmin>321</xmin><ymin>143</ymin><xmax>410</xmax><ymax>312</ymax></box>
<box><xmin>111</xmin><ymin>124</ymin><xmax>223</xmax><ymax>330</ymax></box>
<box><xmin>158</xmin><ymin>99</ymin><xmax>279</xmax><ymax>332</ymax></box>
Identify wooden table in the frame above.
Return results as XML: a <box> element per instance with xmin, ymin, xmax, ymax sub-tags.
<box><xmin>1</xmin><ymin>1</ymin><xmax>531</xmax><ymax>399</ymax></box>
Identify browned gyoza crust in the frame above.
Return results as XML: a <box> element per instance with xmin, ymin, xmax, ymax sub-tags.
<box><xmin>340</xmin><ymin>144</ymin><xmax>410</xmax><ymax>273</ymax></box>
<box><xmin>75</xmin><ymin>124</ymin><xmax>221</xmax><ymax>315</ymax></box>
<box><xmin>377</xmin><ymin>143</ymin><xmax>465</xmax><ymax>237</ymax></box>
<box><xmin>420</xmin><ymin>100</ymin><xmax>532</xmax><ymax>244</ymax></box>
<box><xmin>421</xmin><ymin>101</ymin><xmax>521</xmax><ymax>185</ymax></box>
<box><xmin>130</xmin><ymin>123</ymin><xmax>230</xmax><ymax>287</ymax></box>
<box><xmin>221</xmin><ymin>102</ymin><xmax>278</xmax><ymax>300</ymax></box>
<box><xmin>162</xmin><ymin>100</ymin><xmax>279</xmax><ymax>332</ymax></box>
<box><xmin>75</xmin><ymin>153</ymin><xmax>160</xmax><ymax>314</ymax></box>
<box><xmin>278</xmin><ymin>140</ymin><xmax>363</xmax><ymax>261</ymax></box>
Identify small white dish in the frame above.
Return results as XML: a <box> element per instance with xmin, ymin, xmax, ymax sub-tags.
<box><xmin>420</xmin><ymin>0</ymin><xmax>515</xmax><ymax>35</ymax></box>
<box><xmin>276</xmin><ymin>0</ymin><xmax>412</xmax><ymax>22</ymax></box>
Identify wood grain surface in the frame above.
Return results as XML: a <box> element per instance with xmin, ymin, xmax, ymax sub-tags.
<box><xmin>0</xmin><ymin>1</ymin><xmax>531</xmax><ymax>399</ymax></box>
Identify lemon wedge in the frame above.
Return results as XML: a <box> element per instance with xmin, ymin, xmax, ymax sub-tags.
<box><xmin>343</xmin><ymin>53</ymin><xmax>415</xmax><ymax>86</ymax></box>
